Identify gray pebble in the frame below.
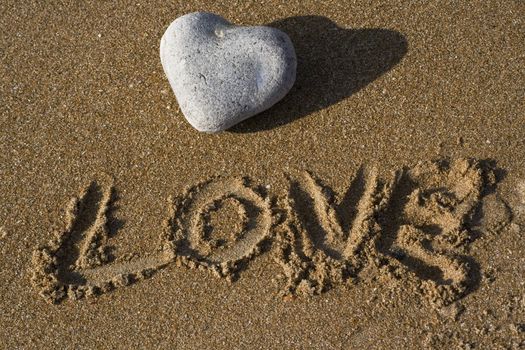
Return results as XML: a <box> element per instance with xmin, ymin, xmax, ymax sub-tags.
<box><xmin>160</xmin><ymin>12</ymin><xmax>297</xmax><ymax>132</ymax></box>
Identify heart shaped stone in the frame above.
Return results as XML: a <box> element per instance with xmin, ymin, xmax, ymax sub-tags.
<box><xmin>160</xmin><ymin>12</ymin><xmax>297</xmax><ymax>132</ymax></box>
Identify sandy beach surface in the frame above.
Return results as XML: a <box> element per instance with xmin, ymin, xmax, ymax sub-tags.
<box><xmin>1</xmin><ymin>1</ymin><xmax>524</xmax><ymax>348</ymax></box>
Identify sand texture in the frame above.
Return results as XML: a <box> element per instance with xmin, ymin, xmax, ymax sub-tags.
<box><xmin>1</xmin><ymin>1</ymin><xmax>524</xmax><ymax>348</ymax></box>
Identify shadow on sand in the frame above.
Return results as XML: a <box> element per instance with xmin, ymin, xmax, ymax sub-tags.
<box><xmin>230</xmin><ymin>15</ymin><xmax>408</xmax><ymax>133</ymax></box>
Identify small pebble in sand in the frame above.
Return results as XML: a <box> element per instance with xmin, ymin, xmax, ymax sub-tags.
<box><xmin>160</xmin><ymin>12</ymin><xmax>297</xmax><ymax>132</ymax></box>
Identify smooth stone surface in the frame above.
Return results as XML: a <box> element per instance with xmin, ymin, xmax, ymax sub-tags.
<box><xmin>160</xmin><ymin>12</ymin><xmax>297</xmax><ymax>132</ymax></box>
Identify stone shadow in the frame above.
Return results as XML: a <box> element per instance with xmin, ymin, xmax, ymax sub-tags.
<box><xmin>230</xmin><ymin>15</ymin><xmax>408</xmax><ymax>133</ymax></box>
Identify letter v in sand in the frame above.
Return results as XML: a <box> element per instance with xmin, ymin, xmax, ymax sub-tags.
<box><xmin>275</xmin><ymin>166</ymin><xmax>388</xmax><ymax>296</ymax></box>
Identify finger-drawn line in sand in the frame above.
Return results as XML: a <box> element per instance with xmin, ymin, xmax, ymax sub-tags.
<box><xmin>31</xmin><ymin>179</ymin><xmax>173</xmax><ymax>304</ymax></box>
<box><xmin>274</xmin><ymin>166</ymin><xmax>386</xmax><ymax>295</ymax></box>
<box><xmin>375</xmin><ymin>159</ymin><xmax>495</xmax><ymax>306</ymax></box>
<box><xmin>31</xmin><ymin>158</ymin><xmax>503</xmax><ymax>306</ymax></box>
<box><xmin>162</xmin><ymin>177</ymin><xmax>274</xmax><ymax>281</ymax></box>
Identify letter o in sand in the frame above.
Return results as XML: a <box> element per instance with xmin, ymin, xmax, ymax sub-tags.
<box><xmin>167</xmin><ymin>177</ymin><xmax>272</xmax><ymax>278</ymax></box>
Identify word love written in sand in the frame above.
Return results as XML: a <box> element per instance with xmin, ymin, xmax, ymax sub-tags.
<box><xmin>32</xmin><ymin>159</ymin><xmax>499</xmax><ymax>307</ymax></box>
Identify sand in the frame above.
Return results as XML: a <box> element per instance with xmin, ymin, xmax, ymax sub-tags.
<box><xmin>1</xmin><ymin>1</ymin><xmax>524</xmax><ymax>348</ymax></box>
